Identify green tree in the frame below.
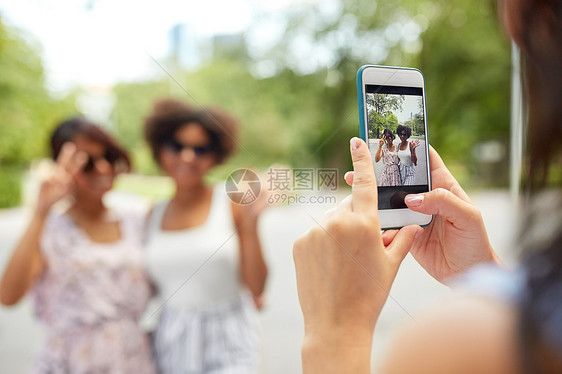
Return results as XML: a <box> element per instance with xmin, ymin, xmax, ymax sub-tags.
<box><xmin>416</xmin><ymin>0</ymin><xmax>511</xmax><ymax>186</ymax></box>
<box><xmin>367</xmin><ymin>94</ymin><xmax>404</xmax><ymax>138</ymax></box>
<box><xmin>404</xmin><ymin>113</ymin><xmax>424</xmax><ymax>137</ymax></box>
<box><xmin>112</xmin><ymin>0</ymin><xmax>511</xmax><ymax>187</ymax></box>
<box><xmin>247</xmin><ymin>0</ymin><xmax>510</xmax><ymax>186</ymax></box>
<box><xmin>0</xmin><ymin>18</ymin><xmax>77</xmax><ymax>207</ymax></box>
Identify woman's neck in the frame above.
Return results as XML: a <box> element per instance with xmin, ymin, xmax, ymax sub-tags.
<box><xmin>70</xmin><ymin>196</ymin><xmax>108</xmax><ymax>219</ymax></box>
<box><xmin>172</xmin><ymin>182</ymin><xmax>210</xmax><ymax>207</ymax></box>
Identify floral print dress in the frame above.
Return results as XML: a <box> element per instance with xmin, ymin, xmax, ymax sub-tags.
<box><xmin>31</xmin><ymin>211</ymin><xmax>156</xmax><ymax>374</ymax></box>
<box><xmin>380</xmin><ymin>143</ymin><xmax>401</xmax><ymax>186</ymax></box>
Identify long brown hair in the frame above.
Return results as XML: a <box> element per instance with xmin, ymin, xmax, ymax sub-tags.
<box><xmin>517</xmin><ymin>0</ymin><xmax>562</xmax><ymax>191</ymax></box>
<box><xmin>511</xmin><ymin>1</ymin><xmax>562</xmax><ymax>372</ymax></box>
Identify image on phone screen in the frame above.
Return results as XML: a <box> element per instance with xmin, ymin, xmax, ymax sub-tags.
<box><xmin>365</xmin><ymin>85</ymin><xmax>429</xmax><ymax>210</ymax></box>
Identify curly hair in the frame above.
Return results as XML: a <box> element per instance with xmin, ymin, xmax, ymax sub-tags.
<box><xmin>144</xmin><ymin>98</ymin><xmax>238</xmax><ymax>165</ymax></box>
<box><xmin>396</xmin><ymin>125</ymin><xmax>412</xmax><ymax>138</ymax></box>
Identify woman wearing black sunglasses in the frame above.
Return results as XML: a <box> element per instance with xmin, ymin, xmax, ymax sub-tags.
<box><xmin>143</xmin><ymin>99</ymin><xmax>268</xmax><ymax>374</ymax></box>
<box><xmin>0</xmin><ymin>118</ymin><xmax>156</xmax><ymax>373</ymax></box>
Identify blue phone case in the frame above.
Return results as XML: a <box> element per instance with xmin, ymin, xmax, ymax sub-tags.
<box><xmin>357</xmin><ymin>65</ymin><xmax>426</xmax><ymax>140</ymax></box>
<box><xmin>356</xmin><ymin>65</ymin><xmax>370</xmax><ymax>142</ymax></box>
<box><xmin>356</xmin><ymin>65</ymin><xmax>433</xmax><ymax>229</ymax></box>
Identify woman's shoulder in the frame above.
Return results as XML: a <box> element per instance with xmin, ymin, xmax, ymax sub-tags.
<box><xmin>114</xmin><ymin>207</ymin><xmax>142</xmax><ymax>224</ymax></box>
<box><xmin>145</xmin><ymin>199</ymin><xmax>170</xmax><ymax>218</ymax></box>
<box><xmin>451</xmin><ymin>263</ymin><xmax>525</xmax><ymax>303</ymax></box>
<box><xmin>142</xmin><ymin>198</ymin><xmax>172</xmax><ymax>234</ymax></box>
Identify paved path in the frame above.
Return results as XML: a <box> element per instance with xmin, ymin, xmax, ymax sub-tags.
<box><xmin>0</xmin><ymin>189</ymin><xmax>518</xmax><ymax>373</ymax></box>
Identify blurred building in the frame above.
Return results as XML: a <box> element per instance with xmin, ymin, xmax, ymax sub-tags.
<box><xmin>168</xmin><ymin>23</ymin><xmax>204</xmax><ymax>70</ymax></box>
<box><xmin>167</xmin><ymin>23</ymin><xmax>246</xmax><ymax>69</ymax></box>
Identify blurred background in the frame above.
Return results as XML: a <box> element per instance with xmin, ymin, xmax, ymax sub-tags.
<box><xmin>0</xmin><ymin>0</ymin><xmax>511</xmax><ymax>207</ymax></box>
<box><xmin>0</xmin><ymin>0</ymin><xmax>515</xmax><ymax>372</ymax></box>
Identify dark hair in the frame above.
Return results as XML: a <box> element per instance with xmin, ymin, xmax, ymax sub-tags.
<box><xmin>144</xmin><ymin>98</ymin><xmax>238</xmax><ymax>165</ymax></box>
<box><xmin>510</xmin><ymin>1</ymin><xmax>562</xmax><ymax>372</ymax></box>
<box><xmin>516</xmin><ymin>0</ymin><xmax>562</xmax><ymax>191</ymax></box>
<box><xmin>382</xmin><ymin>128</ymin><xmax>395</xmax><ymax>140</ymax></box>
<box><xmin>50</xmin><ymin>117</ymin><xmax>131</xmax><ymax>172</ymax></box>
<box><xmin>517</xmin><ymin>194</ymin><xmax>562</xmax><ymax>374</ymax></box>
<box><xmin>396</xmin><ymin>125</ymin><xmax>412</xmax><ymax>138</ymax></box>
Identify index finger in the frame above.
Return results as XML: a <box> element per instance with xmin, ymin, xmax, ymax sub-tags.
<box><xmin>349</xmin><ymin>137</ymin><xmax>378</xmax><ymax>213</ymax></box>
<box><xmin>56</xmin><ymin>142</ymin><xmax>77</xmax><ymax>172</ymax></box>
<box><xmin>428</xmin><ymin>145</ymin><xmax>471</xmax><ymax>203</ymax></box>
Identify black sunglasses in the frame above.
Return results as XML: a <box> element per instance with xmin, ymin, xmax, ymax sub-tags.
<box><xmin>398</xmin><ymin>132</ymin><xmax>408</xmax><ymax>137</ymax></box>
<box><xmin>83</xmin><ymin>151</ymin><xmax>119</xmax><ymax>173</ymax></box>
<box><xmin>164</xmin><ymin>139</ymin><xmax>215</xmax><ymax>157</ymax></box>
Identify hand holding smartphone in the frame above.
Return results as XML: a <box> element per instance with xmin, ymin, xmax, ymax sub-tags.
<box><xmin>357</xmin><ymin>65</ymin><xmax>432</xmax><ymax>229</ymax></box>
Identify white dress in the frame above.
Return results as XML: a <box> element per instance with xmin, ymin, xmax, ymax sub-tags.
<box><xmin>397</xmin><ymin>141</ymin><xmax>416</xmax><ymax>185</ymax></box>
<box><xmin>145</xmin><ymin>186</ymin><xmax>259</xmax><ymax>374</ymax></box>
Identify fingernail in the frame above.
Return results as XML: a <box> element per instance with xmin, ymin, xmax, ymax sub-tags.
<box><xmin>405</xmin><ymin>194</ymin><xmax>424</xmax><ymax>207</ymax></box>
<box><xmin>415</xmin><ymin>227</ymin><xmax>423</xmax><ymax>240</ymax></box>
<box><xmin>350</xmin><ymin>137</ymin><xmax>361</xmax><ymax>150</ymax></box>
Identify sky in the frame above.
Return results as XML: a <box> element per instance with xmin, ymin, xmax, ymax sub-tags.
<box><xmin>397</xmin><ymin>95</ymin><xmax>423</xmax><ymax>123</ymax></box>
<box><xmin>0</xmin><ymin>0</ymin><xmax>298</xmax><ymax>93</ymax></box>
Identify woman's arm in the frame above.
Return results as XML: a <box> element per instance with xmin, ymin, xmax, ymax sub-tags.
<box><xmin>410</xmin><ymin>140</ymin><xmax>419</xmax><ymax>166</ymax></box>
<box><xmin>293</xmin><ymin>138</ymin><xmax>420</xmax><ymax>373</ymax></box>
<box><xmin>374</xmin><ymin>139</ymin><xmax>384</xmax><ymax>162</ymax></box>
<box><xmin>0</xmin><ymin>209</ymin><xmax>47</xmax><ymax>305</ymax></box>
<box><xmin>1</xmin><ymin>142</ymin><xmax>86</xmax><ymax>305</ymax></box>
<box><xmin>302</xmin><ymin>332</ymin><xmax>374</xmax><ymax>374</ymax></box>
<box><xmin>232</xmin><ymin>202</ymin><xmax>268</xmax><ymax>303</ymax></box>
<box><xmin>143</xmin><ymin>205</ymin><xmax>159</xmax><ymax>298</ymax></box>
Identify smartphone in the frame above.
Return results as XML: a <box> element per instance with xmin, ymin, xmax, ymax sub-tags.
<box><xmin>357</xmin><ymin>65</ymin><xmax>432</xmax><ymax>229</ymax></box>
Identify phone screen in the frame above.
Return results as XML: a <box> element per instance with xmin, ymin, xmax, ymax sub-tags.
<box><xmin>365</xmin><ymin>84</ymin><xmax>429</xmax><ymax>210</ymax></box>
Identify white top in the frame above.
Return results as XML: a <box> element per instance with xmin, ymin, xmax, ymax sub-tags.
<box><xmin>145</xmin><ymin>185</ymin><xmax>242</xmax><ymax>310</ymax></box>
<box><xmin>397</xmin><ymin>141</ymin><xmax>414</xmax><ymax>166</ymax></box>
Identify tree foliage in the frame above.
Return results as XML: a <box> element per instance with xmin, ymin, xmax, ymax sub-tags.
<box><xmin>2</xmin><ymin>0</ymin><xmax>512</xmax><ymax>205</ymax></box>
<box><xmin>110</xmin><ymin>0</ymin><xmax>511</xmax><ymax>186</ymax></box>
<box><xmin>0</xmin><ymin>18</ymin><xmax>77</xmax><ymax>207</ymax></box>
<box><xmin>404</xmin><ymin>112</ymin><xmax>424</xmax><ymax>137</ymax></box>
<box><xmin>246</xmin><ymin>0</ymin><xmax>511</xmax><ymax>185</ymax></box>
<box><xmin>367</xmin><ymin>94</ymin><xmax>404</xmax><ymax>138</ymax></box>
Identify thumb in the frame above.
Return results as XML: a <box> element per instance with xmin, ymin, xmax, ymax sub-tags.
<box><xmin>386</xmin><ymin>225</ymin><xmax>420</xmax><ymax>264</ymax></box>
<box><xmin>404</xmin><ymin>188</ymin><xmax>480</xmax><ymax>228</ymax></box>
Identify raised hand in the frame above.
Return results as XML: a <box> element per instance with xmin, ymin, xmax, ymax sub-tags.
<box><xmin>36</xmin><ymin>142</ymin><xmax>87</xmax><ymax>215</ymax></box>
<box><xmin>401</xmin><ymin>146</ymin><xmax>499</xmax><ymax>282</ymax></box>
<box><xmin>344</xmin><ymin>145</ymin><xmax>499</xmax><ymax>284</ymax></box>
<box><xmin>293</xmin><ymin>138</ymin><xmax>420</xmax><ymax>373</ymax></box>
